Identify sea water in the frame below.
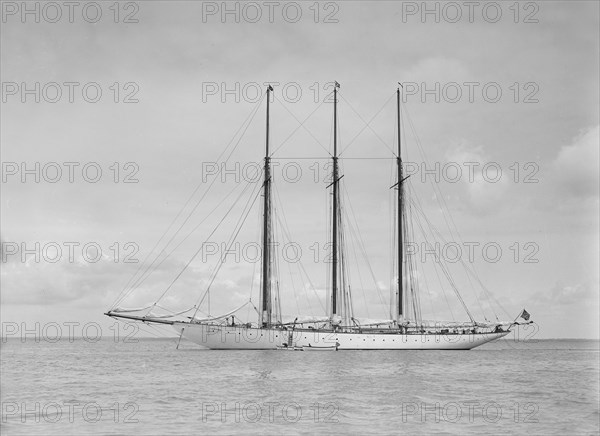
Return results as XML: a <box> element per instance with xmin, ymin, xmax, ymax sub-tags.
<box><xmin>1</xmin><ymin>337</ymin><xmax>598</xmax><ymax>435</ymax></box>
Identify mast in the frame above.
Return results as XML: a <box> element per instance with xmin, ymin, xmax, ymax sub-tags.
<box><xmin>332</xmin><ymin>81</ymin><xmax>340</xmax><ymax>317</ymax></box>
<box><xmin>261</xmin><ymin>85</ymin><xmax>273</xmax><ymax>327</ymax></box>
<box><xmin>397</xmin><ymin>85</ymin><xmax>404</xmax><ymax>321</ymax></box>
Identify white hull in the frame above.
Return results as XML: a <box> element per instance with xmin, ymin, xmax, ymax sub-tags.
<box><xmin>173</xmin><ymin>323</ymin><xmax>509</xmax><ymax>350</ymax></box>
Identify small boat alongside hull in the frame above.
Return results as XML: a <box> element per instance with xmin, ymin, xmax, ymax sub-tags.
<box><xmin>173</xmin><ymin>323</ymin><xmax>509</xmax><ymax>350</ymax></box>
<box><xmin>276</xmin><ymin>345</ymin><xmax>303</xmax><ymax>351</ymax></box>
<box><xmin>303</xmin><ymin>345</ymin><xmax>338</xmax><ymax>351</ymax></box>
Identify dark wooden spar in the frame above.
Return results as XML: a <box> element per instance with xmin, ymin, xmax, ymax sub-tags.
<box><xmin>397</xmin><ymin>85</ymin><xmax>404</xmax><ymax>320</ymax></box>
<box><xmin>261</xmin><ymin>84</ymin><xmax>274</xmax><ymax>327</ymax></box>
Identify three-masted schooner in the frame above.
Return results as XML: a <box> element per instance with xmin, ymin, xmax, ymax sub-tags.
<box><xmin>106</xmin><ymin>83</ymin><xmax>525</xmax><ymax>350</ymax></box>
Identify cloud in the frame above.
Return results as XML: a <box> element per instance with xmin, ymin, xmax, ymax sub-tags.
<box><xmin>1</xmin><ymin>259</ymin><xmax>139</xmax><ymax>307</ymax></box>
<box><xmin>444</xmin><ymin>141</ymin><xmax>510</xmax><ymax>214</ymax></box>
<box><xmin>404</xmin><ymin>57</ymin><xmax>471</xmax><ymax>83</ymax></box>
<box><xmin>552</xmin><ymin>125</ymin><xmax>600</xmax><ymax>199</ymax></box>
<box><xmin>533</xmin><ymin>281</ymin><xmax>598</xmax><ymax>306</ymax></box>
<box><xmin>0</xmin><ymin>251</ymin><xmax>205</xmax><ymax>309</ymax></box>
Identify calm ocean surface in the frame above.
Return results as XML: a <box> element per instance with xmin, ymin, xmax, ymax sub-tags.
<box><xmin>1</xmin><ymin>337</ymin><xmax>598</xmax><ymax>435</ymax></box>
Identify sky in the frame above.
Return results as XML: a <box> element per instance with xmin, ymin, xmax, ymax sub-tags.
<box><xmin>1</xmin><ymin>0</ymin><xmax>599</xmax><ymax>340</ymax></box>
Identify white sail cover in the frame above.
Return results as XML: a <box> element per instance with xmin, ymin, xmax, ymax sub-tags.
<box><xmin>351</xmin><ymin>318</ymin><xmax>395</xmax><ymax>326</ymax></box>
<box><xmin>189</xmin><ymin>301</ymin><xmax>250</xmax><ymax>322</ymax></box>
<box><xmin>280</xmin><ymin>316</ymin><xmax>331</xmax><ymax>325</ymax></box>
<box><xmin>331</xmin><ymin>315</ymin><xmax>343</xmax><ymax>325</ymax></box>
<box><xmin>404</xmin><ymin>320</ymin><xmax>510</xmax><ymax>328</ymax></box>
<box><xmin>144</xmin><ymin>307</ymin><xmax>194</xmax><ymax>318</ymax></box>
